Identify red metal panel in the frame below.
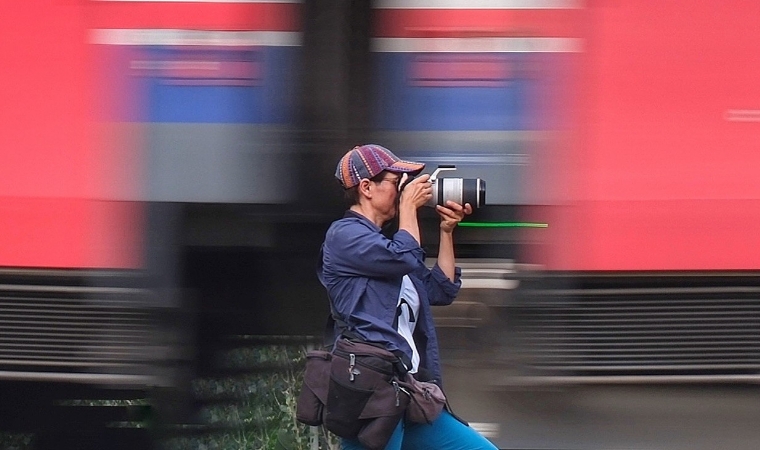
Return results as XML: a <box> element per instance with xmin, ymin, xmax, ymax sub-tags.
<box><xmin>0</xmin><ymin>0</ymin><xmax>144</xmax><ymax>268</ymax></box>
<box><xmin>374</xmin><ymin>8</ymin><xmax>583</xmax><ymax>38</ymax></box>
<box><xmin>584</xmin><ymin>200</ymin><xmax>760</xmax><ymax>271</ymax></box>
<box><xmin>0</xmin><ymin>198</ymin><xmax>143</xmax><ymax>269</ymax></box>
<box><xmin>88</xmin><ymin>1</ymin><xmax>301</xmax><ymax>31</ymax></box>
<box><xmin>549</xmin><ymin>1</ymin><xmax>760</xmax><ymax>270</ymax></box>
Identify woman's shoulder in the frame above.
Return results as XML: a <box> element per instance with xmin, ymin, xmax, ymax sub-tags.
<box><xmin>327</xmin><ymin>216</ymin><xmax>375</xmax><ymax>238</ymax></box>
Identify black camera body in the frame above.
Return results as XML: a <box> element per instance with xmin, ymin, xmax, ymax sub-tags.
<box><xmin>424</xmin><ymin>166</ymin><xmax>486</xmax><ymax>209</ymax></box>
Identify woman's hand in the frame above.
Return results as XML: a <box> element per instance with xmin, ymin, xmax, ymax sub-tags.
<box><xmin>399</xmin><ymin>174</ymin><xmax>433</xmax><ymax>210</ymax></box>
<box><xmin>436</xmin><ymin>201</ymin><xmax>472</xmax><ymax>233</ymax></box>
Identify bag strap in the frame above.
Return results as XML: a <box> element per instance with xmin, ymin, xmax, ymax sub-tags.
<box><xmin>323</xmin><ymin>314</ymin><xmax>363</xmax><ymax>347</ymax></box>
<box><xmin>324</xmin><ymin>315</ymin><xmax>412</xmax><ymax>376</ymax></box>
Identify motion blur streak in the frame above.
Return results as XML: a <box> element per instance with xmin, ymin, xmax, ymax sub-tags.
<box><xmin>542</xmin><ymin>0</ymin><xmax>760</xmax><ymax>271</ymax></box>
<box><xmin>0</xmin><ymin>0</ymin><xmax>143</xmax><ymax>269</ymax></box>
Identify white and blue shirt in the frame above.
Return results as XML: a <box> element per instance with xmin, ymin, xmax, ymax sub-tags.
<box><xmin>396</xmin><ymin>275</ymin><xmax>420</xmax><ymax>373</ymax></box>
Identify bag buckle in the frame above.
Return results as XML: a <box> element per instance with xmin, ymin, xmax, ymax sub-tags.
<box><xmin>348</xmin><ymin>353</ymin><xmax>360</xmax><ymax>381</ymax></box>
<box><xmin>392</xmin><ymin>380</ymin><xmax>400</xmax><ymax>406</ymax></box>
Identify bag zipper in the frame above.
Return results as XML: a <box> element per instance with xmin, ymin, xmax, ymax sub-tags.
<box><xmin>332</xmin><ymin>349</ymin><xmax>397</xmax><ymax>376</ymax></box>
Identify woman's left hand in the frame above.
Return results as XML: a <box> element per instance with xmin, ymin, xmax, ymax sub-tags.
<box><xmin>436</xmin><ymin>201</ymin><xmax>473</xmax><ymax>233</ymax></box>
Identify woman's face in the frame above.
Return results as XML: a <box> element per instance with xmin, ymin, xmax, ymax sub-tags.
<box><xmin>370</xmin><ymin>172</ymin><xmax>401</xmax><ymax>222</ymax></box>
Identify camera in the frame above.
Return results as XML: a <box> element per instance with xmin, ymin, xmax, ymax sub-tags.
<box><xmin>424</xmin><ymin>166</ymin><xmax>486</xmax><ymax>209</ymax></box>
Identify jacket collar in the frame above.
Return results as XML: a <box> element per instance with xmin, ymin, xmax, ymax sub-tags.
<box><xmin>343</xmin><ymin>209</ymin><xmax>382</xmax><ymax>233</ymax></box>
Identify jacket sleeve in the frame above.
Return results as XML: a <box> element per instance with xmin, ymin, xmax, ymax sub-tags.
<box><xmin>324</xmin><ymin>221</ymin><xmax>425</xmax><ymax>278</ymax></box>
<box><xmin>414</xmin><ymin>262</ymin><xmax>461</xmax><ymax>306</ymax></box>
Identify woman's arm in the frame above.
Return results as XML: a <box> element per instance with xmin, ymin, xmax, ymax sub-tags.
<box><xmin>437</xmin><ymin>228</ymin><xmax>456</xmax><ymax>282</ymax></box>
<box><xmin>397</xmin><ymin>174</ymin><xmax>432</xmax><ymax>245</ymax></box>
<box><xmin>325</xmin><ymin>222</ymin><xmax>424</xmax><ymax>278</ymax></box>
<box><xmin>435</xmin><ymin>201</ymin><xmax>472</xmax><ymax>282</ymax></box>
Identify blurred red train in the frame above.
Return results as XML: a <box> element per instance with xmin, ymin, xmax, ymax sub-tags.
<box><xmin>1</xmin><ymin>0</ymin><xmax>760</xmax><ymax>447</ymax></box>
<box><xmin>364</xmin><ymin>4</ymin><xmax>760</xmax><ymax>448</ymax></box>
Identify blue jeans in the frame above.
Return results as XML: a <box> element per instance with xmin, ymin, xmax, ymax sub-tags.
<box><xmin>341</xmin><ymin>410</ymin><xmax>498</xmax><ymax>450</ymax></box>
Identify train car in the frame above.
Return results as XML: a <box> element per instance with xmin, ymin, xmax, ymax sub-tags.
<box><xmin>508</xmin><ymin>0</ymin><xmax>760</xmax><ymax>380</ymax></box>
<box><xmin>0</xmin><ymin>0</ymin><xmax>154</xmax><ymax>388</ymax></box>
<box><xmin>0</xmin><ymin>0</ymin><xmax>311</xmax><ymax>445</ymax></box>
<box><xmin>367</xmin><ymin>2</ymin><xmax>760</xmax><ymax>449</ymax></box>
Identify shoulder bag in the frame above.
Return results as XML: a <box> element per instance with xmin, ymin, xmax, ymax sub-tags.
<box><xmin>296</xmin><ymin>338</ymin><xmax>409</xmax><ymax>450</ymax></box>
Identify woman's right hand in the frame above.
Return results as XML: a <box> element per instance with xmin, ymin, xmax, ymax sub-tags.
<box><xmin>399</xmin><ymin>174</ymin><xmax>433</xmax><ymax>209</ymax></box>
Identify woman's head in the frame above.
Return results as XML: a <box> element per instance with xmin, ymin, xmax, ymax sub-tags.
<box><xmin>335</xmin><ymin>144</ymin><xmax>423</xmax><ymax>223</ymax></box>
<box><xmin>335</xmin><ymin>144</ymin><xmax>424</xmax><ymax>191</ymax></box>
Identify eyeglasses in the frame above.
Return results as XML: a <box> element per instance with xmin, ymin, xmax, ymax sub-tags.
<box><xmin>375</xmin><ymin>177</ymin><xmax>401</xmax><ymax>188</ymax></box>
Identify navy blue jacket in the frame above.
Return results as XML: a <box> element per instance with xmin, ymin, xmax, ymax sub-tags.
<box><xmin>317</xmin><ymin>210</ymin><xmax>462</xmax><ymax>384</ymax></box>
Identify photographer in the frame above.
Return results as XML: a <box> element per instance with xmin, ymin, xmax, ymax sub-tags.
<box><xmin>317</xmin><ymin>144</ymin><xmax>497</xmax><ymax>450</ymax></box>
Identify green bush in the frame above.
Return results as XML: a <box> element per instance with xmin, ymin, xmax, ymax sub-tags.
<box><xmin>161</xmin><ymin>343</ymin><xmax>339</xmax><ymax>450</ymax></box>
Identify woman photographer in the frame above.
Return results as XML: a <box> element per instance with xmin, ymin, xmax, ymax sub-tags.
<box><xmin>317</xmin><ymin>144</ymin><xmax>497</xmax><ymax>450</ymax></box>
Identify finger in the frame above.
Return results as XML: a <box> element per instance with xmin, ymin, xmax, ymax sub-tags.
<box><xmin>445</xmin><ymin>200</ymin><xmax>464</xmax><ymax>212</ymax></box>
<box><xmin>435</xmin><ymin>205</ymin><xmax>459</xmax><ymax>219</ymax></box>
<box><xmin>438</xmin><ymin>203</ymin><xmax>463</xmax><ymax>216</ymax></box>
<box><xmin>436</xmin><ymin>211</ymin><xmax>457</xmax><ymax>224</ymax></box>
<box><xmin>463</xmin><ymin>203</ymin><xmax>473</xmax><ymax>215</ymax></box>
<box><xmin>412</xmin><ymin>174</ymin><xmax>430</xmax><ymax>184</ymax></box>
<box><xmin>410</xmin><ymin>183</ymin><xmax>433</xmax><ymax>193</ymax></box>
